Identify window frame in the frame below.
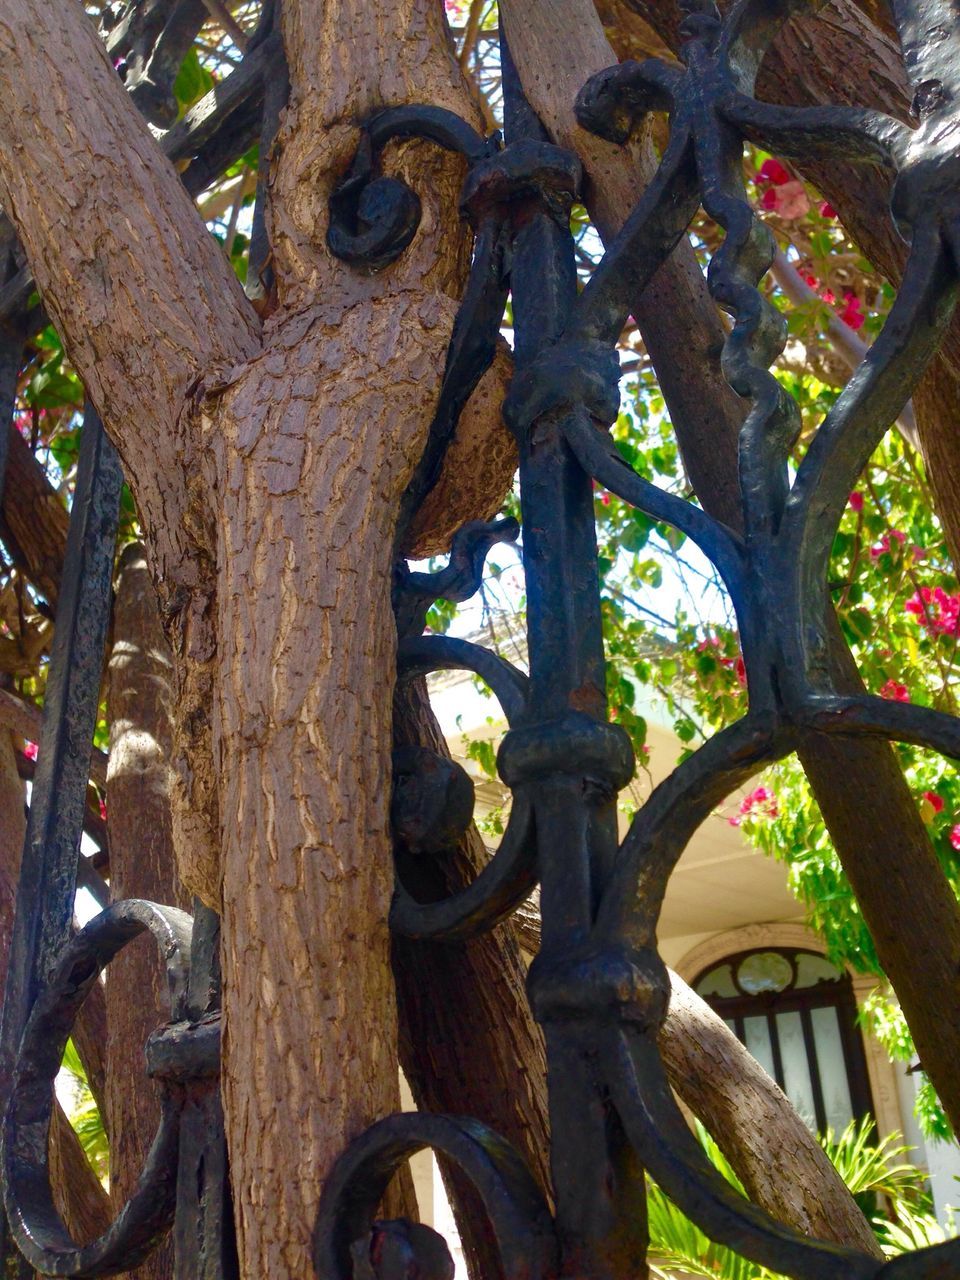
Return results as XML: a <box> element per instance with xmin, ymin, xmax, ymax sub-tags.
<box><xmin>693</xmin><ymin>946</ymin><xmax>875</xmax><ymax>1135</ymax></box>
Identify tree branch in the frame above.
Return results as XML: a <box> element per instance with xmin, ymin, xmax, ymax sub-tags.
<box><xmin>0</xmin><ymin>0</ymin><xmax>260</xmax><ymax>571</ymax></box>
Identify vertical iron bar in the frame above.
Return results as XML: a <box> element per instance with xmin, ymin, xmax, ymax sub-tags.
<box><xmin>0</xmin><ymin>405</ymin><xmax>121</xmax><ymax>1273</ymax></box>
<box><xmin>174</xmin><ymin>904</ymin><xmax>238</xmax><ymax>1280</ymax></box>
<box><xmin>501</xmin><ymin>35</ymin><xmax>645</xmax><ymax>1280</ymax></box>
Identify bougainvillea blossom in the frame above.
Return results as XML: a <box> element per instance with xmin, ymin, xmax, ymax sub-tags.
<box><xmin>870</xmin><ymin>529</ymin><xmax>905</xmax><ymax>559</ymax></box>
<box><xmin>839</xmin><ymin>291</ymin><xmax>865</xmax><ymax>330</ymax></box>
<box><xmin>728</xmin><ymin>785</ymin><xmax>778</xmax><ymax>827</ymax></box>
<box><xmin>756</xmin><ymin>158</ymin><xmax>791</xmax><ymax>186</ymax></box>
<box><xmin>879</xmin><ymin>679</ymin><xmax>910</xmax><ymax>702</ymax></box>
<box><xmin>905</xmin><ymin>586</ymin><xmax>960</xmax><ymax>635</ymax></box>
<box><xmin>754</xmin><ymin>157</ymin><xmax>810</xmax><ymax>219</ymax></box>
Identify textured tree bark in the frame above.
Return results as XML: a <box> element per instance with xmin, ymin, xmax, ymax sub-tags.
<box><xmin>0</xmin><ymin>4</ymin><xmax>508</xmax><ymax>1275</ymax></box>
<box><xmin>0</xmin><ymin>424</ymin><xmax>70</xmax><ymax>612</ymax></box>
<box><xmin>206</xmin><ymin>4</ymin><xmax>506</xmax><ymax>1273</ymax></box>
<box><xmin>0</xmin><ymin>0</ymin><xmax>262</xmax><ymax>943</ymax></box>
<box><xmin>504</xmin><ymin>0</ymin><xmax>960</xmax><ymax>1135</ymax></box>
<box><xmin>105</xmin><ymin>543</ymin><xmax>186</xmax><ymax>1280</ymax></box>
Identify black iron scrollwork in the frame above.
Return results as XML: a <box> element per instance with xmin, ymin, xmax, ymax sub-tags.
<box><xmin>321</xmin><ymin>2</ymin><xmax>960</xmax><ymax>1278</ymax></box>
<box><xmin>4</xmin><ymin>901</ymin><xmax>193</xmax><ymax>1276</ymax></box>
<box><xmin>313</xmin><ymin>1113</ymin><xmax>558</xmax><ymax>1280</ymax></box>
<box><xmin>5</xmin><ymin>0</ymin><xmax>960</xmax><ymax>1276</ymax></box>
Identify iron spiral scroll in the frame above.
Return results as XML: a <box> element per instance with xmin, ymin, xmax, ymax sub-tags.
<box><xmin>3</xmin><ymin>0</ymin><xmax>960</xmax><ymax>1278</ymax></box>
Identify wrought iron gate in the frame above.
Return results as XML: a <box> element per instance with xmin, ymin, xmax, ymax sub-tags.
<box><xmin>0</xmin><ymin>0</ymin><xmax>959</xmax><ymax>1277</ymax></box>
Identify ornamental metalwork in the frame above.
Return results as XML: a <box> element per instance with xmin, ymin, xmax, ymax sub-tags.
<box><xmin>0</xmin><ymin>1</ymin><xmax>959</xmax><ymax>1278</ymax></box>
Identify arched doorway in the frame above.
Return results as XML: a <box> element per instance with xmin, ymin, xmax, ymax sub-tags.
<box><xmin>693</xmin><ymin>946</ymin><xmax>875</xmax><ymax>1135</ymax></box>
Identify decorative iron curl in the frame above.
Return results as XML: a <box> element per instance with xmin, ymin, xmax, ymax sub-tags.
<box><xmin>390</xmin><ymin>637</ymin><xmax>536</xmax><ymax>941</ymax></box>
<box><xmin>3</xmin><ymin>900</ymin><xmax>201</xmax><ymax>1277</ymax></box>
<box><xmin>313</xmin><ymin>1113</ymin><xmax>557</xmax><ymax>1280</ymax></box>
<box><xmin>327</xmin><ymin>106</ymin><xmax>494</xmax><ymax>272</ymax></box>
<box><xmin>393</xmin><ymin>516</ymin><xmax>519</xmax><ymax>638</ymax></box>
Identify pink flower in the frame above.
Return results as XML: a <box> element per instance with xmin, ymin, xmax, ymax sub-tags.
<box><xmin>905</xmin><ymin>586</ymin><xmax>960</xmax><ymax>635</ymax></box>
<box><xmin>871</xmin><ymin>529</ymin><xmax>906</xmax><ymax>560</ymax></box>
<box><xmin>924</xmin><ymin>790</ymin><xmax>945</xmax><ymax>814</ymax></box>
<box><xmin>950</xmin><ymin>825</ymin><xmax>960</xmax><ymax>851</ymax></box>
<box><xmin>600</xmin><ymin>492</ymin><xmax>611</xmax><ymax>507</ymax></box>
<box><xmin>819</xmin><ymin>201</ymin><xmax>837</xmax><ymax>218</ymax></box>
<box><xmin>729</xmin><ymin>785</ymin><xmax>778</xmax><ymax>826</ymax></box>
<box><xmin>840</xmin><ymin>291</ymin><xmax>865</xmax><ymax>330</ymax></box>
<box><xmin>761</xmin><ymin>179</ymin><xmax>810</xmax><ymax>219</ymax></box>
<box><xmin>849</xmin><ymin>491</ymin><xmax>864</xmax><ymax>513</ymax></box>
<box><xmin>23</xmin><ymin>741</ymin><xmax>37</xmax><ymax>761</ymax></box>
<box><xmin>734</xmin><ymin>655</ymin><xmax>747</xmax><ymax>688</ymax></box>
<box><xmin>879</xmin><ymin>679</ymin><xmax>909</xmax><ymax>702</ymax></box>
<box><xmin>99</xmin><ymin>797</ymin><xmax>107</xmax><ymax>822</ymax></box>
<box><xmin>756</xmin><ymin>158</ymin><xmax>791</xmax><ymax>186</ymax></box>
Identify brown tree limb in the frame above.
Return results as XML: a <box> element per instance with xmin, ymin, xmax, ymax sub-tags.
<box><xmin>661</xmin><ymin>972</ymin><xmax>882</xmax><ymax>1258</ymax></box>
<box><xmin>0</xmin><ymin>687</ymin><xmax>108</xmax><ymax>789</ymax></box>
<box><xmin>0</xmin><ymin>0</ymin><xmax>260</xmax><ymax>591</ymax></box>
<box><xmin>0</xmin><ymin>424</ymin><xmax>69</xmax><ymax>611</ymax></box>
<box><xmin>105</xmin><ymin>543</ymin><xmax>186</xmax><ymax>1280</ymax></box>
<box><xmin>49</xmin><ymin>1106</ymin><xmax>113</xmax><ymax>1245</ymax></box>
<box><xmin>503</xmin><ymin>0</ymin><xmax>960</xmax><ymax>1135</ymax></box>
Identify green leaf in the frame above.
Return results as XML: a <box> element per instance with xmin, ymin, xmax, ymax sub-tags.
<box><xmin>174</xmin><ymin>48</ymin><xmax>215</xmax><ymax>115</ymax></box>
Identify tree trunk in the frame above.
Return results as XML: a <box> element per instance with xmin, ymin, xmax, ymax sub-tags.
<box><xmin>105</xmin><ymin>543</ymin><xmax>187</xmax><ymax>1280</ymax></box>
<box><xmin>205</xmin><ymin>4</ymin><xmax>505</xmax><ymax>1272</ymax></box>
<box><xmin>503</xmin><ymin>0</ymin><xmax>960</xmax><ymax>1135</ymax></box>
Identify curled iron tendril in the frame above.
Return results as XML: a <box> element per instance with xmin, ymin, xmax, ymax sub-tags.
<box><xmin>326</xmin><ymin>106</ymin><xmax>496</xmax><ymax>272</ymax></box>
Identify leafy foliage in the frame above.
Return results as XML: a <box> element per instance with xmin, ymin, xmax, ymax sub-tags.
<box><xmin>647</xmin><ymin>1120</ymin><xmax>950</xmax><ymax>1279</ymax></box>
<box><xmin>60</xmin><ymin>1039</ymin><xmax>109</xmax><ymax>1187</ymax></box>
